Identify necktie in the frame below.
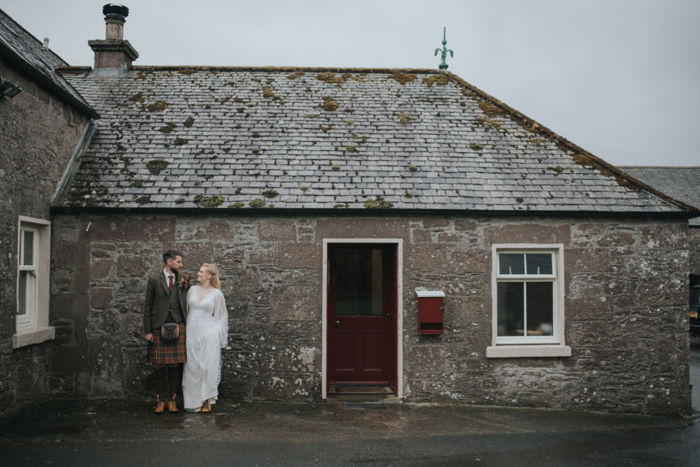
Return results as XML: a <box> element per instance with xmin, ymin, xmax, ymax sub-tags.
<box><xmin>169</xmin><ymin>275</ymin><xmax>174</xmax><ymax>291</ymax></box>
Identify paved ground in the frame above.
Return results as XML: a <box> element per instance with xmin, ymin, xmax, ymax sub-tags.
<box><xmin>2</xmin><ymin>398</ymin><xmax>699</xmax><ymax>466</ymax></box>
<box><xmin>1</xmin><ymin>342</ymin><xmax>699</xmax><ymax>466</ymax></box>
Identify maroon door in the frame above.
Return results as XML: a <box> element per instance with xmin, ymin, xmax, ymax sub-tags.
<box><xmin>328</xmin><ymin>244</ymin><xmax>397</xmax><ymax>385</ymax></box>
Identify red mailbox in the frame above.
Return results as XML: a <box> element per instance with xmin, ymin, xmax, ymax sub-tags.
<box><xmin>416</xmin><ymin>290</ymin><xmax>445</xmax><ymax>334</ymax></box>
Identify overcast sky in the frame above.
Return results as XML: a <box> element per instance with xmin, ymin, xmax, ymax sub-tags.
<box><xmin>2</xmin><ymin>0</ymin><xmax>698</xmax><ymax>167</ymax></box>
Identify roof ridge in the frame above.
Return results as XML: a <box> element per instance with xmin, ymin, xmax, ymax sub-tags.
<box><xmin>444</xmin><ymin>72</ymin><xmax>698</xmax><ymax>213</ymax></box>
<box><xmin>57</xmin><ymin>65</ymin><xmax>444</xmax><ymax>74</ymax></box>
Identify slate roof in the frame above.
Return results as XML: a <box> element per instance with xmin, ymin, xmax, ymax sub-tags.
<box><xmin>619</xmin><ymin>167</ymin><xmax>700</xmax><ymax>226</ymax></box>
<box><xmin>0</xmin><ymin>9</ymin><xmax>98</xmax><ymax>118</ymax></box>
<box><xmin>57</xmin><ymin>65</ymin><xmax>696</xmax><ymax>214</ymax></box>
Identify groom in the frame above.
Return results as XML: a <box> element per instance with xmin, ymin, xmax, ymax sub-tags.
<box><xmin>144</xmin><ymin>250</ymin><xmax>189</xmax><ymax>414</ymax></box>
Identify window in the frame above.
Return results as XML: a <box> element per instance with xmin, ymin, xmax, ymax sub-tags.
<box><xmin>13</xmin><ymin>217</ymin><xmax>54</xmax><ymax>348</ymax></box>
<box><xmin>487</xmin><ymin>244</ymin><xmax>570</xmax><ymax>358</ymax></box>
<box><xmin>335</xmin><ymin>247</ymin><xmax>383</xmax><ymax>316</ymax></box>
<box><xmin>17</xmin><ymin>225</ymin><xmax>39</xmax><ymax>329</ymax></box>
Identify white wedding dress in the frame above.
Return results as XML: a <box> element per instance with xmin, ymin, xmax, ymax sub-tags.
<box><xmin>183</xmin><ymin>286</ymin><xmax>228</xmax><ymax>411</ymax></box>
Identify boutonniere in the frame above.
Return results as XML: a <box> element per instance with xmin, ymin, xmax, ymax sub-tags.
<box><xmin>178</xmin><ymin>274</ymin><xmax>191</xmax><ymax>290</ymax></box>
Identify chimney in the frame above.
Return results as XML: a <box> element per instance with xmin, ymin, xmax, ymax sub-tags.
<box><xmin>88</xmin><ymin>4</ymin><xmax>139</xmax><ymax>76</ymax></box>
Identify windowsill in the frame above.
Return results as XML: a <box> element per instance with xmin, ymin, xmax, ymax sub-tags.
<box><xmin>486</xmin><ymin>345</ymin><xmax>571</xmax><ymax>358</ymax></box>
<box><xmin>12</xmin><ymin>326</ymin><xmax>55</xmax><ymax>349</ymax></box>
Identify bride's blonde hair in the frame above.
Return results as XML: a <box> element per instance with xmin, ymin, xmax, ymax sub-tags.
<box><xmin>202</xmin><ymin>263</ymin><xmax>220</xmax><ymax>289</ymax></box>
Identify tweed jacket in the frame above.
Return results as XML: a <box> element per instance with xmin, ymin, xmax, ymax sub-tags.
<box><xmin>143</xmin><ymin>270</ymin><xmax>188</xmax><ymax>334</ymax></box>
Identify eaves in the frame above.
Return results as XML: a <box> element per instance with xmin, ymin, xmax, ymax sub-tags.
<box><xmin>0</xmin><ymin>41</ymin><xmax>99</xmax><ymax>119</ymax></box>
<box><xmin>50</xmin><ymin>206</ymin><xmax>699</xmax><ymax>221</ymax></box>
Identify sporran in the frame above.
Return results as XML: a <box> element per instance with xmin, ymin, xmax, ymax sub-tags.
<box><xmin>160</xmin><ymin>322</ymin><xmax>180</xmax><ymax>342</ymax></box>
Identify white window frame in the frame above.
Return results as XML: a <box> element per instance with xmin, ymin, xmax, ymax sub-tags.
<box><xmin>13</xmin><ymin>217</ymin><xmax>54</xmax><ymax>349</ymax></box>
<box><xmin>17</xmin><ymin>225</ymin><xmax>40</xmax><ymax>329</ymax></box>
<box><xmin>486</xmin><ymin>244</ymin><xmax>571</xmax><ymax>358</ymax></box>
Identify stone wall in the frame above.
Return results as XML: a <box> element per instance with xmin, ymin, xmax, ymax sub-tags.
<box><xmin>0</xmin><ymin>62</ymin><xmax>90</xmax><ymax>415</ymax></box>
<box><xmin>404</xmin><ymin>216</ymin><xmax>690</xmax><ymax>415</ymax></box>
<box><xmin>50</xmin><ymin>212</ymin><xmax>691</xmax><ymax>415</ymax></box>
<box><xmin>689</xmin><ymin>228</ymin><xmax>700</xmax><ymax>284</ymax></box>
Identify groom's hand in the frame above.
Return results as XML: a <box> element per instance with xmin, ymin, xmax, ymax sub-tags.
<box><xmin>145</xmin><ymin>333</ymin><xmax>153</xmax><ymax>342</ymax></box>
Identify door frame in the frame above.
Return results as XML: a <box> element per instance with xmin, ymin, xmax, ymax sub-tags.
<box><xmin>322</xmin><ymin>238</ymin><xmax>404</xmax><ymax>399</ymax></box>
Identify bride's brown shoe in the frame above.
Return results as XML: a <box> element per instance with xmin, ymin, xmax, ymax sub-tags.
<box><xmin>167</xmin><ymin>395</ymin><xmax>178</xmax><ymax>413</ymax></box>
<box><xmin>201</xmin><ymin>402</ymin><xmax>211</xmax><ymax>413</ymax></box>
<box><xmin>154</xmin><ymin>396</ymin><xmax>166</xmax><ymax>414</ymax></box>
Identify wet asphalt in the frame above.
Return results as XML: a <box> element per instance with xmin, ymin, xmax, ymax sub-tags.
<box><xmin>2</xmin><ymin>342</ymin><xmax>700</xmax><ymax>466</ymax></box>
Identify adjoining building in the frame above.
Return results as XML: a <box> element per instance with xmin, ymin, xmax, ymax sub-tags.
<box><xmin>2</xmin><ymin>5</ymin><xmax>697</xmax><ymax>416</ymax></box>
<box><xmin>0</xmin><ymin>7</ymin><xmax>97</xmax><ymax>412</ymax></box>
<box><xmin>618</xmin><ymin>166</ymin><xmax>700</xmax><ymax>289</ymax></box>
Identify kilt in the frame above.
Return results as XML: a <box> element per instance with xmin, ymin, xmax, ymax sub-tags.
<box><xmin>148</xmin><ymin>324</ymin><xmax>187</xmax><ymax>364</ymax></box>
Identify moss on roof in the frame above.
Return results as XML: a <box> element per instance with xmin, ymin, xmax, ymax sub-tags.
<box><xmin>55</xmin><ymin>66</ymin><xmax>696</xmax><ymax>214</ymax></box>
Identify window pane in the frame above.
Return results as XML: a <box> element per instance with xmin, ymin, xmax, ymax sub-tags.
<box><xmin>526</xmin><ymin>254</ymin><xmax>552</xmax><ymax>275</ymax></box>
<box><xmin>499</xmin><ymin>254</ymin><xmax>524</xmax><ymax>275</ymax></box>
<box><xmin>497</xmin><ymin>282</ymin><xmax>524</xmax><ymax>336</ymax></box>
<box><xmin>18</xmin><ymin>271</ymin><xmax>27</xmax><ymax>316</ymax></box>
<box><xmin>526</xmin><ymin>282</ymin><xmax>553</xmax><ymax>335</ymax></box>
<box><xmin>23</xmin><ymin>230</ymin><xmax>35</xmax><ymax>266</ymax></box>
<box><xmin>692</xmin><ymin>287</ymin><xmax>700</xmax><ymax>307</ymax></box>
<box><xmin>371</xmin><ymin>249</ymin><xmax>383</xmax><ymax>316</ymax></box>
<box><xmin>335</xmin><ymin>248</ymin><xmax>383</xmax><ymax>317</ymax></box>
<box><xmin>23</xmin><ymin>230</ymin><xmax>34</xmax><ymax>266</ymax></box>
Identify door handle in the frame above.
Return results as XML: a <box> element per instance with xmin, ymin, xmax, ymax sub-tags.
<box><xmin>386</xmin><ymin>313</ymin><xmax>392</xmax><ymax>317</ymax></box>
<box><xmin>335</xmin><ymin>320</ymin><xmax>340</xmax><ymax>327</ymax></box>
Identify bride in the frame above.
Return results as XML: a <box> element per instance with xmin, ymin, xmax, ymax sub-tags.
<box><xmin>183</xmin><ymin>263</ymin><xmax>228</xmax><ymax>412</ymax></box>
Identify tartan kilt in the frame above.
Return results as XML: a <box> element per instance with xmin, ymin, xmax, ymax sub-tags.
<box><xmin>148</xmin><ymin>324</ymin><xmax>186</xmax><ymax>364</ymax></box>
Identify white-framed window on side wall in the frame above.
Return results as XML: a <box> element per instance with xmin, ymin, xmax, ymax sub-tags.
<box><xmin>486</xmin><ymin>244</ymin><xmax>571</xmax><ymax>358</ymax></box>
<box><xmin>13</xmin><ymin>217</ymin><xmax>54</xmax><ymax>349</ymax></box>
<box><xmin>17</xmin><ymin>224</ymin><xmax>39</xmax><ymax>329</ymax></box>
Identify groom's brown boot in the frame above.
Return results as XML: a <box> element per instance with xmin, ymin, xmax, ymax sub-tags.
<box><xmin>168</xmin><ymin>394</ymin><xmax>178</xmax><ymax>413</ymax></box>
<box><xmin>154</xmin><ymin>395</ymin><xmax>166</xmax><ymax>414</ymax></box>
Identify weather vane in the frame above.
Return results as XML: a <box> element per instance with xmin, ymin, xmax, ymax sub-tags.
<box><xmin>434</xmin><ymin>27</ymin><xmax>454</xmax><ymax>70</ymax></box>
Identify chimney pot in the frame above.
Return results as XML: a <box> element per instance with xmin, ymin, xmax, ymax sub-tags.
<box><xmin>42</xmin><ymin>37</ymin><xmax>49</xmax><ymax>50</ymax></box>
<box><xmin>103</xmin><ymin>4</ymin><xmax>129</xmax><ymax>17</ymax></box>
<box><xmin>103</xmin><ymin>4</ymin><xmax>129</xmax><ymax>40</ymax></box>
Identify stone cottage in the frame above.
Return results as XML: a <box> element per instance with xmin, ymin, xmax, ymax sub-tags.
<box><xmin>3</xmin><ymin>5</ymin><xmax>698</xmax><ymax>416</ymax></box>
<box><xmin>0</xmin><ymin>8</ymin><xmax>98</xmax><ymax>413</ymax></box>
